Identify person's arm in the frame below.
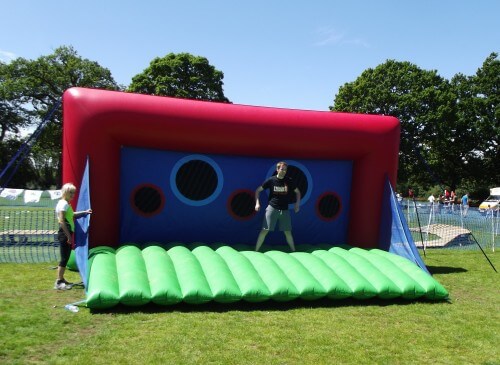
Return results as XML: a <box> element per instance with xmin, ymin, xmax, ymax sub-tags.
<box><xmin>294</xmin><ymin>188</ymin><xmax>301</xmax><ymax>213</ymax></box>
<box><xmin>58</xmin><ymin>211</ymin><xmax>73</xmax><ymax>245</ymax></box>
<box><xmin>74</xmin><ymin>209</ymin><xmax>92</xmax><ymax>218</ymax></box>
<box><xmin>255</xmin><ymin>186</ymin><xmax>264</xmax><ymax>211</ymax></box>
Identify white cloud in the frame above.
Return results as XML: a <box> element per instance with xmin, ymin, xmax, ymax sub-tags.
<box><xmin>314</xmin><ymin>27</ymin><xmax>344</xmax><ymax>46</ymax></box>
<box><xmin>314</xmin><ymin>26</ymin><xmax>370</xmax><ymax>48</ymax></box>
<box><xmin>341</xmin><ymin>38</ymin><xmax>371</xmax><ymax>48</ymax></box>
<box><xmin>0</xmin><ymin>50</ymin><xmax>18</xmax><ymax>63</ymax></box>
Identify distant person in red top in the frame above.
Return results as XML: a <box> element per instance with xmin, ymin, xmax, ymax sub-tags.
<box><xmin>408</xmin><ymin>188</ymin><xmax>414</xmax><ymax>199</ymax></box>
<box><xmin>444</xmin><ymin>189</ymin><xmax>450</xmax><ymax>201</ymax></box>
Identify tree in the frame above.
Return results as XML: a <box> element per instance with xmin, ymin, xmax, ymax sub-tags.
<box><xmin>469</xmin><ymin>53</ymin><xmax>499</xmax><ymax>188</ymax></box>
<box><xmin>0</xmin><ymin>46</ymin><xmax>121</xmax><ymax>188</ymax></box>
<box><xmin>0</xmin><ymin>99</ymin><xmax>25</xmax><ymax>142</ymax></box>
<box><xmin>331</xmin><ymin>60</ymin><xmax>461</xmax><ymax>191</ymax></box>
<box><xmin>430</xmin><ymin>53</ymin><xmax>499</xmax><ymax>195</ymax></box>
<box><xmin>0</xmin><ymin>62</ymin><xmax>30</xmax><ymax>141</ymax></box>
<box><xmin>0</xmin><ymin>138</ymin><xmax>38</xmax><ymax>188</ymax></box>
<box><xmin>128</xmin><ymin>53</ymin><xmax>230</xmax><ymax>102</ymax></box>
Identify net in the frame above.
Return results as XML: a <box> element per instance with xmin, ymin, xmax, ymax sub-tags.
<box><xmin>1</xmin><ymin>190</ymin><xmax>499</xmax><ymax>263</ymax></box>
<box><xmin>0</xmin><ymin>190</ymin><xmax>60</xmax><ymax>263</ymax></box>
<box><xmin>404</xmin><ymin>199</ymin><xmax>499</xmax><ymax>252</ymax></box>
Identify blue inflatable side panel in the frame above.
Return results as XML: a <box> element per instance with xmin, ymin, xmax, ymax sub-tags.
<box><xmin>379</xmin><ymin>178</ymin><xmax>429</xmax><ymax>273</ymax></box>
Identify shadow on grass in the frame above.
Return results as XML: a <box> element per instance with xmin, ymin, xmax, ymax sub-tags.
<box><xmin>427</xmin><ymin>265</ymin><xmax>468</xmax><ymax>274</ymax></box>
<box><xmin>90</xmin><ymin>296</ymin><xmax>450</xmax><ymax>315</ymax></box>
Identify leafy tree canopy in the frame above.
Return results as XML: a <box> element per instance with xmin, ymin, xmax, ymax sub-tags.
<box><xmin>330</xmin><ymin>54</ymin><xmax>499</xmax><ymax>196</ymax></box>
<box><xmin>0</xmin><ymin>98</ymin><xmax>25</xmax><ymax>142</ymax></box>
<box><xmin>331</xmin><ymin>60</ymin><xmax>455</xmax><ymax>186</ymax></box>
<box><xmin>128</xmin><ymin>52</ymin><xmax>230</xmax><ymax>102</ymax></box>
<box><xmin>0</xmin><ymin>46</ymin><xmax>120</xmax><ymax>188</ymax></box>
<box><xmin>2</xmin><ymin>45</ymin><xmax>120</xmax><ymax>128</ymax></box>
<box><xmin>456</xmin><ymin>53</ymin><xmax>499</xmax><ymax>188</ymax></box>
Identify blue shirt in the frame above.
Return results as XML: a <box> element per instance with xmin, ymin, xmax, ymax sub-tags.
<box><xmin>461</xmin><ymin>195</ymin><xmax>468</xmax><ymax>205</ymax></box>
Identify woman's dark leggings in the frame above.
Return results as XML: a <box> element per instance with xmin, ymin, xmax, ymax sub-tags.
<box><xmin>57</xmin><ymin>227</ymin><xmax>72</xmax><ymax>267</ymax></box>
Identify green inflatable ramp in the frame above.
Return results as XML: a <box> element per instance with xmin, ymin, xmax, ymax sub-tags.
<box><xmin>86</xmin><ymin>245</ymin><xmax>448</xmax><ymax>309</ymax></box>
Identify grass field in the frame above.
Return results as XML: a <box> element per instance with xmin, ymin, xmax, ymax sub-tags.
<box><xmin>0</xmin><ymin>250</ymin><xmax>498</xmax><ymax>365</ymax></box>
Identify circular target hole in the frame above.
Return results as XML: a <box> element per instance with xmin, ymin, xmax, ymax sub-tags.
<box><xmin>175</xmin><ymin>159</ymin><xmax>218</xmax><ymax>201</ymax></box>
<box><xmin>316</xmin><ymin>192</ymin><xmax>341</xmax><ymax>221</ymax></box>
<box><xmin>131</xmin><ymin>185</ymin><xmax>165</xmax><ymax>216</ymax></box>
<box><xmin>283</xmin><ymin>165</ymin><xmax>308</xmax><ymax>203</ymax></box>
<box><xmin>228</xmin><ymin>190</ymin><xmax>256</xmax><ymax>220</ymax></box>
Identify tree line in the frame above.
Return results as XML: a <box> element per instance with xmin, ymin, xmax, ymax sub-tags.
<box><xmin>0</xmin><ymin>46</ymin><xmax>498</xmax><ymax>201</ymax></box>
<box><xmin>331</xmin><ymin>54</ymin><xmax>499</xmax><ymax>200</ymax></box>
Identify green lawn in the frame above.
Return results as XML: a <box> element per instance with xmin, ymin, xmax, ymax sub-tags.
<box><xmin>0</xmin><ymin>250</ymin><xmax>498</xmax><ymax>365</ymax></box>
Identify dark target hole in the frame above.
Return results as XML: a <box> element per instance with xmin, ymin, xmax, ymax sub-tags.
<box><xmin>228</xmin><ymin>190</ymin><xmax>256</xmax><ymax>220</ymax></box>
<box><xmin>317</xmin><ymin>193</ymin><xmax>341</xmax><ymax>220</ymax></box>
<box><xmin>175</xmin><ymin>160</ymin><xmax>218</xmax><ymax>201</ymax></box>
<box><xmin>132</xmin><ymin>185</ymin><xmax>164</xmax><ymax>216</ymax></box>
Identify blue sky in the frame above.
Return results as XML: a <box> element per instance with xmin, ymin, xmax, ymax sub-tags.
<box><xmin>1</xmin><ymin>1</ymin><xmax>499</xmax><ymax>111</ymax></box>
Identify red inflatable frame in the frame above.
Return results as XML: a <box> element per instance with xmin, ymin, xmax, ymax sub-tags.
<box><xmin>62</xmin><ymin>87</ymin><xmax>400</xmax><ymax>248</ymax></box>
